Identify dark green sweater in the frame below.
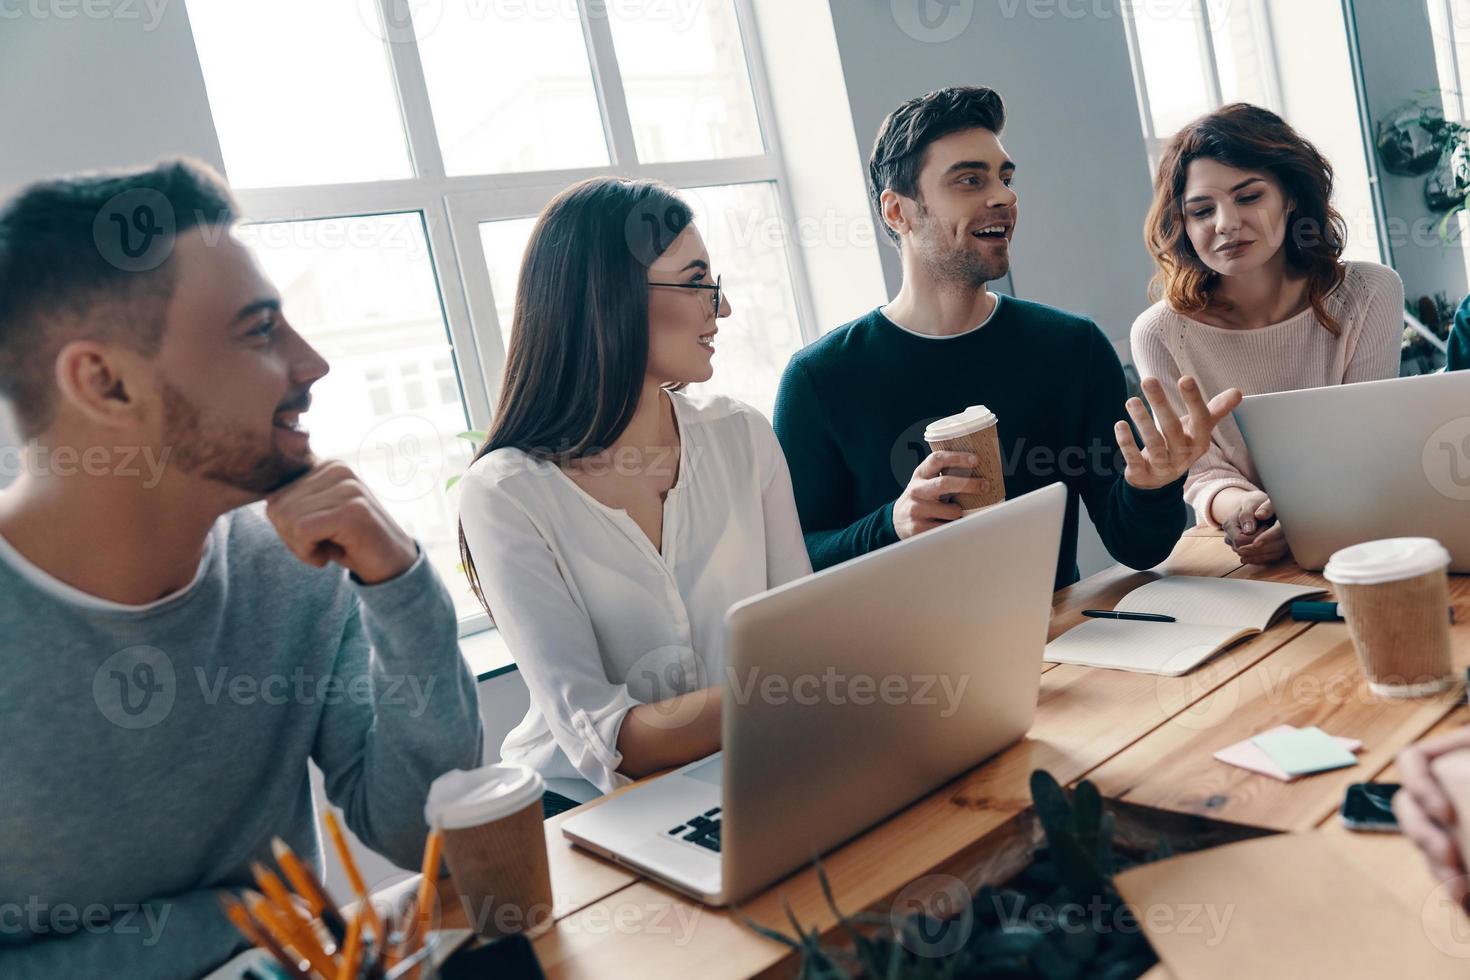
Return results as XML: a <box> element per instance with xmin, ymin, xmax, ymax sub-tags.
<box><xmin>772</xmin><ymin>296</ymin><xmax>1187</xmax><ymax>589</ymax></box>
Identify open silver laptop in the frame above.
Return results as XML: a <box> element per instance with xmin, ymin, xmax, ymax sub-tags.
<box><xmin>1233</xmin><ymin>370</ymin><xmax>1470</xmax><ymax>571</ymax></box>
<box><xmin>562</xmin><ymin>483</ymin><xmax>1066</xmax><ymax>905</ymax></box>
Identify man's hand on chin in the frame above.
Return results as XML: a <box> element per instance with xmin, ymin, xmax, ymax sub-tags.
<box><xmin>265</xmin><ymin>461</ymin><xmax>417</xmax><ymax>585</ymax></box>
<box><xmin>1115</xmin><ymin>375</ymin><xmax>1243</xmax><ymax>491</ymax></box>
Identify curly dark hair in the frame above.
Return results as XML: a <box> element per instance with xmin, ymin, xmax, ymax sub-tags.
<box><xmin>1145</xmin><ymin>103</ymin><xmax>1348</xmax><ymax>333</ymax></box>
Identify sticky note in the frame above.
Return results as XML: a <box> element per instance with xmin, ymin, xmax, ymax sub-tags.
<box><xmin>1215</xmin><ymin>725</ymin><xmax>1361</xmax><ymax>781</ymax></box>
<box><xmin>1252</xmin><ymin>726</ymin><xmax>1358</xmax><ymax>776</ymax></box>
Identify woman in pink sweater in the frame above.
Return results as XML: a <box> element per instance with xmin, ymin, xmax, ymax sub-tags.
<box><xmin>1131</xmin><ymin>104</ymin><xmax>1403</xmax><ymax>565</ymax></box>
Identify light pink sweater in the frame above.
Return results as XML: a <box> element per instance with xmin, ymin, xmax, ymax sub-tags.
<box><xmin>1130</xmin><ymin>260</ymin><xmax>1404</xmax><ymax>527</ymax></box>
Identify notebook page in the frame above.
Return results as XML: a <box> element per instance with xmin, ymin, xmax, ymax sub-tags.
<box><xmin>1114</xmin><ymin>577</ymin><xmax>1325</xmax><ymax>631</ymax></box>
<box><xmin>1044</xmin><ymin>619</ymin><xmax>1255</xmax><ymax>676</ymax></box>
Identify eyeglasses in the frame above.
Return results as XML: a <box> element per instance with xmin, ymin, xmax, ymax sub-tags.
<box><xmin>648</xmin><ymin>273</ymin><xmax>723</xmax><ymax>319</ymax></box>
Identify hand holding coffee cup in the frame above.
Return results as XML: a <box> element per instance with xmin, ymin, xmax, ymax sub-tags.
<box><xmin>893</xmin><ymin>405</ymin><xmax>1003</xmax><ymax>540</ymax></box>
<box><xmin>1324</xmin><ymin>537</ymin><xmax>1455</xmax><ymax>699</ymax></box>
<box><xmin>892</xmin><ymin>450</ymin><xmax>995</xmax><ymax>539</ymax></box>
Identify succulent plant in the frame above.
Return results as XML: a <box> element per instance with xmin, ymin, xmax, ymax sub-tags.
<box><xmin>741</xmin><ymin>770</ymin><xmax>1161</xmax><ymax>980</ymax></box>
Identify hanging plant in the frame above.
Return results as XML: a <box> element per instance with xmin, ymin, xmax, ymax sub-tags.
<box><xmin>1378</xmin><ymin>100</ymin><xmax>1454</xmax><ymax>176</ymax></box>
<box><xmin>1425</xmin><ymin>142</ymin><xmax>1470</xmax><ymax>212</ymax></box>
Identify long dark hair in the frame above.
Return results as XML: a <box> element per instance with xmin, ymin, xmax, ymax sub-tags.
<box><xmin>459</xmin><ymin>176</ymin><xmax>693</xmax><ymax>614</ymax></box>
<box><xmin>1145</xmin><ymin>103</ymin><xmax>1347</xmax><ymax>334</ymax></box>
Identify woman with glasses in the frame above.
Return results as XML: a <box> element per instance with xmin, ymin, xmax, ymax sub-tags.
<box><xmin>458</xmin><ymin>177</ymin><xmax>811</xmax><ymax>804</ymax></box>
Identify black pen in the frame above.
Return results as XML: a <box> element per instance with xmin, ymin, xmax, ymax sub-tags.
<box><xmin>1082</xmin><ymin>610</ymin><xmax>1176</xmax><ymax>623</ymax></box>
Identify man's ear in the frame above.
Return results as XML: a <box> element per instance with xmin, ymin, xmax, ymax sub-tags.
<box><xmin>52</xmin><ymin>340</ymin><xmax>149</xmax><ymax>430</ymax></box>
<box><xmin>880</xmin><ymin>188</ymin><xmax>911</xmax><ymax>241</ymax></box>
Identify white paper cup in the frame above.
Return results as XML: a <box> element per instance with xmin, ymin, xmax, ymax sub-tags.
<box><xmin>923</xmin><ymin>406</ymin><xmax>1006</xmax><ymax>514</ymax></box>
<box><xmin>1324</xmin><ymin>538</ymin><xmax>1454</xmax><ymax>698</ymax></box>
<box><xmin>424</xmin><ymin>764</ymin><xmax>552</xmax><ymax>939</ymax></box>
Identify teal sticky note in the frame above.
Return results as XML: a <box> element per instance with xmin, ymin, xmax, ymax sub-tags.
<box><xmin>1251</xmin><ymin>726</ymin><xmax>1358</xmax><ymax>776</ymax></box>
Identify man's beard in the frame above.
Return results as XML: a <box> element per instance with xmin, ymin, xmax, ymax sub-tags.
<box><xmin>913</xmin><ymin>204</ymin><xmax>1010</xmax><ymax>289</ymax></box>
<box><xmin>159</xmin><ymin>381</ymin><xmax>313</xmax><ymax>496</ymax></box>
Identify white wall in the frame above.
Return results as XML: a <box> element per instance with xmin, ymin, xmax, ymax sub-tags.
<box><xmin>0</xmin><ymin>1</ymin><xmax>223</xmax><ymax>198</ymax></box>
<box><xmin>823</xmin><ymin>0</ymin><xmax>1159</xmax><ymax>346</ymax></box>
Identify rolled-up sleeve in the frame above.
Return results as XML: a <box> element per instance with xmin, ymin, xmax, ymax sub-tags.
<box><xmin>459</xmin><ymin>471</ymin><xmax>641</xmax><ymax>793</ymax></box>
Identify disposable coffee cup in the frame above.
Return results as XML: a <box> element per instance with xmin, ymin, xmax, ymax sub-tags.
<box><xmin>924</xmin><ymin>406</ymin><xmax>1006</xmax><ymax>514</ymax></box>
<box><xmin>424</xmin><ymin>763</ymin><xmax>552</xmax><ymax>940</ymax></box>
<box><xmin>1324</xmin><ymin>537</ymin><xmax>1454</xmax><ymax>699</ymax></box>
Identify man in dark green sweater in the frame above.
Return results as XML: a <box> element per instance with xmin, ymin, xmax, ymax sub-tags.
<box><xmin>773</xmin><ymin>87</ymin><xmax>1241</xmax><ymax>588</ymax></box>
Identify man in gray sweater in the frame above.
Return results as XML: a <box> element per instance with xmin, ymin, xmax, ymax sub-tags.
<box><xmin>0</xmin><ymin>161</ymin><xmax>484</xmax><ymax>978</ymax></box>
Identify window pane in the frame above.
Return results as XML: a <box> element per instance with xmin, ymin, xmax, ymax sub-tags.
<box><xmin>416</xmin><ymin>5</ymin><xmax>608</xmax><ymax>175</ymax></box>
<box><xmin>240</xmin><ymin>213</ymin><xmax>480</xmax><ymax>620</ymax></box>
<box><xmin>681</xmin><ymin>183</ymin><xmax>802</xmax><ymax>416</ymax></box>
<box><xmin>607</xmin><ymin>0</ymin><xmax>764</xmax><ymax>162</ymax></box>
<box><xmin>1209</xmin><ymin>0</ymin><xmax>1272</xmax><ymax>109</ymax></box>
<box><xmin>185</xmin><ymin>1</ymin><xmax>412</xmax><ymax>188</ymax></box>
<box><xmin>480</xmin><ymin>184</ymin><xmax>801</xmax><ymax>420</ymax></box>
<box><xmin>1131</xmin><ymin>0</ymin><xmax>1216</xmax><ymax>138</ymax></box>
<box><xmin>479</xmin><ymin>217</ymin><xmax>539</xmax><ymax>337</ymax></box>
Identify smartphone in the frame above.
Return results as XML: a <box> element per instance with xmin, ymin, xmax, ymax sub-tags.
<box><xmin>1340</xmin><ymin>782</ymin><xmax>1401</xmax><ymax>832</ymax></box>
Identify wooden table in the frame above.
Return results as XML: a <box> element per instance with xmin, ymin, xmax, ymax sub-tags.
<box><xmin>388</xmin><ymin>530</ymin><xmax>1470</xmax><ymax>977</ymax></box>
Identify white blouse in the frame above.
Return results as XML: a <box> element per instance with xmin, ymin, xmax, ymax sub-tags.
<box><xmin>458</xmin><ymin>389</ymin><xmax>813</xmax><ymax>793</ymax></box>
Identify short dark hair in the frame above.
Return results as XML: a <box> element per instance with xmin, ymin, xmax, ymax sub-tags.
<box><xmin>868</xmin><ymin>86</ymin><xmax>1007</xmax><ymax>246</ymax></box>
<box><xmin>0</xmin><ymin>158</ymin><xmax>238</xmax><ymax>436</ymax></box>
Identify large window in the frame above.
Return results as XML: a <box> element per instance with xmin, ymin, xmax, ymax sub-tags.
<box><xmin>1122</xmin><ymin>0</ymin><xmax>1283</xmax><ymax>169</ymax></box>
<box><xmin>186</xmin><ymin>0</ymin><xmax>815</xmax><ymax>632</ymax></box>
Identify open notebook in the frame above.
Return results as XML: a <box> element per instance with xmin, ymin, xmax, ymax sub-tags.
<box><xmin>1045</xmin><ymin>576</ymin><xmax>1326</xmax><ymax>676</ymax></box>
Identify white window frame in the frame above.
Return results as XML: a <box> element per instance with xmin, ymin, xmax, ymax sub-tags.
<box><xmin>216</xmin><ymin>0</ymin><xmax>819</xmax><ymax>638</ymax></box>
<box><xmin>1121</xmin><ymin>0</ymin><xmax>1285</xmax><ymax>168</ymax></box>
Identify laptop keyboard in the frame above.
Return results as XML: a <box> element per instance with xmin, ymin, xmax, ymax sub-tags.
<box><xmin>666</xmin><ymin>806</ymin><xmax>722</xmax><ymax>852</ymax></box>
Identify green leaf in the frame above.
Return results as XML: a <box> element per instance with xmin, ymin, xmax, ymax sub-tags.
<box><xmin>1095</xmin><ymin>811</ymin><xmax>1117</xmax><ymax>876</ymax></box>
<box><xmin>1073</xmin><ymin>780</ymin><xmax>1102</xmax><ymax>854</ymax></box>
<box><xmin>444</xmin><ymin>474</ymin><xmax>461</xmax><ymax>491</ymax></box>
<box><xmin>1030</xmin><ymin>770</ymin><xmax>1073</xmax><ymax>841</ymax></box>
<box><xmin>455</xmin><ymin>430</ymin><xmax>488</xmax><ymax>445</ymax></box>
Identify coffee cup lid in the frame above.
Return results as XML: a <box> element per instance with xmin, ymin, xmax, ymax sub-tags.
<box><xmin>924</xmin><ymin>406</ymin><xmax>997</xmax><ymax>442</ymax></box>
<box><xmin>1323</xmin><ymin>537</ymin><xmax>1450</xmax><ymax>586</ymax></box>
<box><xmin>424</xmin><ymin>763</ymin><xmax>545</xmax><ymax>829</ymax></box>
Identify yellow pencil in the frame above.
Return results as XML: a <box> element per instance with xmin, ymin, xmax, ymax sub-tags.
<box><xmin>251</xmin><ymin>863</ymin><xmax>338</xmax><ymax>976</ymax></box>
<box><xmin>249</xmin><ymin>893</ymin><xmax>335</xmax><ymax>980</ymax></box>
<box><xmin>220</xmin><ymin>894</ymin><xmax>310</xmax><ymax>980</ymax></box>
<box><xmin>322</xmin><ymin>809</ymin><xmax>384</xmax><ymax>944</ymax></box>
<box><xmin>239</xmin><ymin>892</ymin><xmax>317</xmax><ymax>980</ymax></box>
<box><xmin>272</xmin><ymin>836</ymin><xmax>348</xmax><ymax>939</ymax></box>
<box><xmin>413</xmin><ymin>829</ymin><xmax>444</xmax><ymax>946</ymax></box>
<box><xmin>335</xmin><ymin>911</ymin><xmax>364</xmax><ymax>980</ymax></box>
